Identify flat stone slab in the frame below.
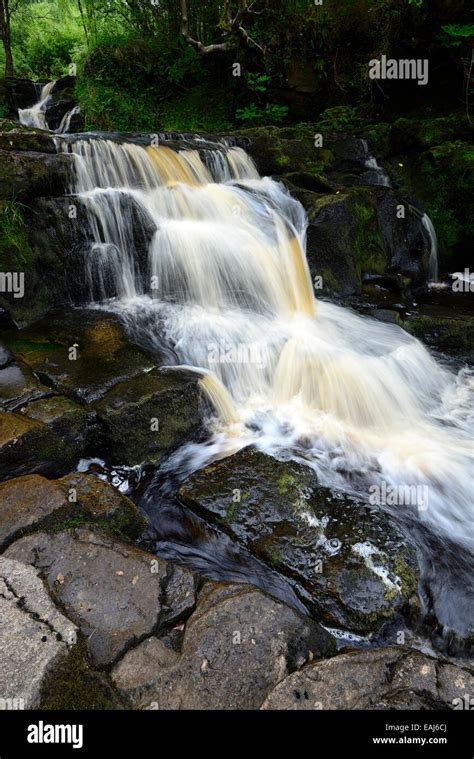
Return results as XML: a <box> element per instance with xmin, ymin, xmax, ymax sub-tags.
<box><xmin>3</xmin><ymin>309</ymin><xmax>155</xmax><ymax>403</ymax></box>
<box><xmin>4</xmin><ymin>526</ymin><xmax>196</xmax><ymax>667</ymax></box>
<box><xmin>112</xmin><ymin>581</ymin><xmax>336</xmax><ymax>710</ymax></box>
<box><xmin>0</xmin><ymin>557</ymin><xmax>78</xmax><ymax>708</ymax></box>
<box><xmin>0</xmin><ymin>471</ymin><xmax>145</xmax><ymax>549</ymax></box>
<box><xmin>261</xmin><ymin>646</ymin><xmax>474</xmax><ymax>710</ymax></box>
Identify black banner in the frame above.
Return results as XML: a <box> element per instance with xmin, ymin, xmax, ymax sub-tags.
<box><xmin>0</xmin><ymin>709</ymin><xmax>471</xmax><ymax>757</ymax></box>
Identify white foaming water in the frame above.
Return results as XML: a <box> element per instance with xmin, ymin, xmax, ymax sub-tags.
<box><xmin>421</xmin><ymin>212</ymin><xmax>439</xmax><ymax>283</ymax></box>
<box><xmin>62</xmin><ymin>137</ymin><xmax>474</xmax><ymax>553</ymax></box>
<box><xmin>18</xmin><ymin>81</ymin><xmax>55</xmax><ymax>129</ymax></box>
<box><xmin>18</xmin><ymin>80</ymin><xmax>80</xmax><ymax>133</ymax></box>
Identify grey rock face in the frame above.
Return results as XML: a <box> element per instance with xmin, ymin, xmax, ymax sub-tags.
<box><xmin>112</xmin><ymin>582</ymin><xmax>336</xmax><ymax>710</ymax></box>
<box><xmin>0</xmin><ymin>557</ymin><xmax>78</xmax><ymax>708</ymax></box>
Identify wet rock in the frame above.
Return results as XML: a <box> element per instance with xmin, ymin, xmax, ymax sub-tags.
<box><xmin>3</xmin><ymin>309</ymin><xmax>155</xmax><ymax>403</ymax></box>
<box><xmin>0</xmin><ymin>359</ymin><xmax>51</xmax><ymax>410</ymax></box>
<box><xmin>0</xmin><ymin>474</ymin><xmax>67</xmax><ymax>549</ymax></box>
<box><xmin>111</xmin><ymin>581</ymin><xmax>335</xmax><ymax>709</ymax></box>
<box><xmin>94</xmin><ymin>367</ymin><xmax>203</xmax><ymax>466</ymax></box>
<box><xmin>0</xmin><ymin>393</ymin><xmax>95</xmax><ymax>480</ymax></box>
<box><xmin>0</xmin><ymin>556</ymin><xmax>78</xmax><ymax>708</ymax></box>
<box><xmin>179</xmin><ymin>447</ymin><xmax>419</xmax><ymax>634</ymax></box>
<box><xmin>393</xmin><ymin>140</ymin><xmax>473</xmax><ymax>272</ymax></box>
<box><xmin>0</xmin><ymin>126</ymin><xmax>57</xmax><ymax>154</ymax></box>
<box><xmin>404</xmin><ymin>310</ymin><xmax>474</xmax><ymax>363</ymax></box>
<box><xmin>4</xmin><ymin>77</ymin><xmax>39</xmax><ymax>111</ymax></box>
<box><xmin>305</xmin><ymin>186</ymin><xmax>430</xmax><ymax>295</ymax></box>
<box><xmin>261</xmin><ymin>646</ymin><xmax>474</xmax><ymax>710</ymax></box>
<box><xmin>4</xmin><ymin>526</ymin><xmax>196</xmax><ymax>666</ymax></box>
<box><xmin>44</xmin><ymin>99</ymin><xmax>77</xmax><ymax>132</ymax></box>
<box><xmin>0</xmin><ymin>471</ymin><xmax>145</xmax><ymax>549</ymax></box>
<box><xmin>0</xmin><ymin>149</ymin><xmax>72</xmax><ymax>200</ymax></box>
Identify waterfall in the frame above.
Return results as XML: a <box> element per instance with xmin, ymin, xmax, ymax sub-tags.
<box><xmin>361</xmin><ymin>139</ymin><xmax>391</xmax><ymax>187</ymax></box>
<box><xmin>61</xmin><ymin>135</ymin><xmax>474</xmax><ymax>554</ymax></box>
<box><xmin>18</xmin><ymin>81</ymin><xmax>55</xmax><ymax>129</ymax></box>
<box><xmin>18</xmin><ymin>80</ymin><xmax>80</xmax><ymax>134</ymax></box>
<box><xmin>56</xmin><ymin>104</ymin><xmax>81</xmax><ymax>135</ymax></box>
<box><xmin>421</xmin><ymin>212</ymin><xmax>439</xmax><ymax>282</ymax></box>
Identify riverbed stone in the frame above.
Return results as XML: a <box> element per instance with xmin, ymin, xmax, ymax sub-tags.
<box><xmin>0</xmin><ymin>392</ymin><xmax>95</xmax><ymax>480</ymax></box>
<box><xmin>4</xmin><ymin>526</ymin><xmax>196</xmax><ymax>667</ymax></box>
<box><xmin>0</xmin><ymin>556</ymin><xmax>78</xmax><ymax>708</ymax></box>
<box><xmin>93</xmin><ymin>367</ymin><xmax>203</xmax><ymax>465</ymax></box>
<box><xmin>3</xmin><ymin>309</ymin><xmax>156</xmax><ymax>403</ymax></box>
<box><xmin>111</xmin><ymin>581</ymin><xmax>335</xmax><ymax>709</ymax></box>
<box><xmin>179</xmin><ymin>447</ymin><xmax>419</xmax><ymax>635</ymax></box>
<box><xmin>0</xmin><ymin>471</ymin><xmax>145</xmax><ymax>549</ymax></box>
<box><xmin>261</xmin><ymin>646</ymin><xmax>474</xmax><ymax>710</ymax></box>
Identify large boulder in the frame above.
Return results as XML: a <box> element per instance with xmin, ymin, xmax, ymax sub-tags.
<box><xmin>305</xmin><ymin>187</ymin><xmax>430</xmax><ymax>296</ymax></box>
<box><xmin>4</xmin><ymin>526</ymin><xmax>197</xmax><ymax>667</ymax></box>
<box><xmin>93</xmin><ymin>367</ymin><xmax>203</xmax><ymax>465</ymax></box>
<box><xmin>111</xmin><ymin>581</ymin><xmax>336</xmax><ymax>710</ymax></box>
<box><xmin>261</xmin><ymin>646</ymin><xmax>474</xmax><ymax>710</ymax></box>
<box><xmin>179</xmin><ymin>447</ymin><xmax>419</xmax><ymax>634</ymax></box>
<box><xmin>0</xmin><ymin>149</ymin><xmax>72</xmax><ymax>200</ymax></box>
<box><xmin>2</xmin><ymin>309</ymin><xmax>155</xmax><ymax>402</ymax></box>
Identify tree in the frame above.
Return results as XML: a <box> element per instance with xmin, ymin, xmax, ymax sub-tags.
<box><xmin>180</xmin><ymin>0</ymin><xmax>266</xmax><ymax>56</ymax></box>
<box><xmin>0</xmin><ymin>0</ymin><xmax>15</xmax><ymax>75</ymax></box>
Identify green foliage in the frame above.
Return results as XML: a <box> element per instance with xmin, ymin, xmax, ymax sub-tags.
<box><xmin>236</xmin><ymin>102</ymin><xmax>288</xmax><ymax>125</ymax></box>
<box><xmin>0</xmin><ymin>200</ymin><xmax>33</xmax><ymax>270</ymax></box>
<box><xmin>441</xmin><ymin>24</ymin><xmax>474</xmax><ymax>46</ymax></box>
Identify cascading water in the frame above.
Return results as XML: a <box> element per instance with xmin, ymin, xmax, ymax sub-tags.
<box><xmin>18</xmin><ymin>81</ymin><xmax>55</xmax><ymax>129</ymax></box>
<box><xmin>18</xmin><ymin>80</ymin><xmax>80</xmax><ymax>134</ymax></box>
<box><xmin>421</xmin><ymin>212</ymin><xmax>439</xmax><ymax>282</ymax></box>
<box><xmin>60</xmin><ymin>135</ymin><xmax>474</xmax><ymax>633</ymax></box>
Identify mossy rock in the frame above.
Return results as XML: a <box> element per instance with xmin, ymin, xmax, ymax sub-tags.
<box><xmin>40</xmin><ymin>637</ymin><xmax>126</xmax><ymax>710</ymax></box>
<box><xmin>392</xmin><ymin>115</ymin><xmax>470</xmax><ymax>153</ymax></box>
<box><xmin>179</xmin><ymin>446</ymin><xmax>419</xmax><ymax>634</ymax></box>
<box><xmin>241</xmin><ymin>125</ymin><xmax>334</xmax><ymax>177</ymax></box>
<box><xmin>93</xmin><ymin>367</ymin><xmax>203</xmax><ymax>466</ymax></box>
<box><xmin>392</xmin><ymin>140</ymin><xmax>473</xmax><ymax>271</ymax></box>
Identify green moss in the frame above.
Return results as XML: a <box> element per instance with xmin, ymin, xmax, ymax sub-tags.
<box><xmin>39</xmin><ymin>638</ymin><xmax>125</xmax><ymax>710</ymax></box>
<box><xmin>277</xmin><ymin>472</ymin><xmax>296</xmax><ymax>495</ymax></box>
<box><xmin>393</xmin><ymin>557</ymin><xmax>419</xmax><ymax>599</ymax></box>
<box><xmin>352</xmin><ymin>196</ymin><xmax>385</xmax><ymax>276</ymax></box>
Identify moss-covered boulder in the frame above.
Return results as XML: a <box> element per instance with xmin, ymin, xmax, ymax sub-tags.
<box><xmin>391</xmin><ymin>115</ymin><xmax>470</xmax><ymax>153</ymax></box>
<box><xmin>179</xmin><ymin>447</ymin><xmax>419</xmax><ymax>635</ymax></box>
<box><xmin>93</xmin><ymin>367</ymin><xmax>203</xmax><ymax>466</ymax></box>
<box><xmin>392</xmin><ymin>140</ymin><xmax>473</xmax><ymax>272</ymax></box>
<box><xmin>0</xmin><ymin>149</ymin><xmax>72</xmax><ymax>200</ymax></box>
<box><xmin>305</xmin><ymin>186</ymin><xmax>429</xmax><ymax>295</ymax></box>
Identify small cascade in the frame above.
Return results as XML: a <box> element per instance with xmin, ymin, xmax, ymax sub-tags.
<box><xmin>361</xmin><ymin>138</ymin><xmax>391</xmax><ymax>187</ymax></box>
<box><xmin>55</xmin><ymin>104</ymin><xmax>81</xmax><ymax>135</ymax></box>
<box><xmin>18</xmin><ymin>81</ymin><xmax>55</xmax><ymax>129</ymax></box>
<box><xmin>421</xmin><ymin>212</ymin><xmax>439</xmax><ymax>282</ymax></box>
<box><xmin>18</xmin><ymin>80</ymin><xmax>80</xmax><ymax>133</ymax></box>
<box><xmin>60</xmin><ymin>134</ymin><xmax>474</xmax><ymax>557</ymax></box>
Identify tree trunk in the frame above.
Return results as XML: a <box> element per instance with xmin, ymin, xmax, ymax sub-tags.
<box><xmin>0</xmin><ymin>0</ymin><xmax>14</xmax><ymax>77</ymax></box>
